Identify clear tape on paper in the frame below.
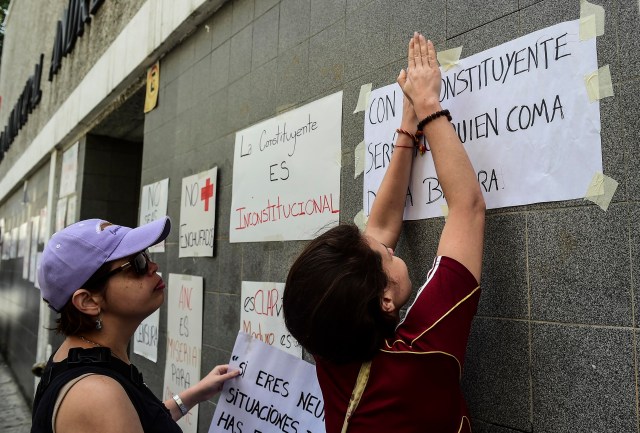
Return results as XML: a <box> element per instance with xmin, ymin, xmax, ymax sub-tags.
<box><xmin>354</xmin><ymin>140</ymin><xmax>365</xmax><ymax>178</ymax></box>
<box><xmin>353</xmin><ymin>83</ymin><xmax>372</xmax><ymax>114</ymax></box>
<box><xmin>437</xmin><ymin>46</ymin><xmax>463</xmax><ymax>72</ymax></box>
<box><xmin>584</xmin><ymin>64</ymin><xmax>614</xmax><ymax>103</ymax></box>
<box><xmin>354</xmin><ymin>209</ymin><xmax>369</xmax><ymax>231</ymax></box>
<box><xmin>584</xmin><ymin>172</ymin><xmax>618</xmax><ymax>211</ymax></box>
<box><xmin>579</xmin><ymin>0</ymin><xmax>605</xmax><ymax>40</ymax></box>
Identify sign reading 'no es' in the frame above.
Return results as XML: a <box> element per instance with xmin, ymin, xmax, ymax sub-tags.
<box><xmin>179</xmin><ymin>168</ymin><xmax>217</xmax><ymax>257</ymax></box>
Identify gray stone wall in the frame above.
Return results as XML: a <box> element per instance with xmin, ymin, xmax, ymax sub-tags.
<box><xmin>0</xmin><ymin>161</ymin><xmax>51</xmax><ymax>401</ymax></box>
<box><xmin>139</xmin><ymin>1</ymin><xmax>640</xmax><ymax>432</ymax></box>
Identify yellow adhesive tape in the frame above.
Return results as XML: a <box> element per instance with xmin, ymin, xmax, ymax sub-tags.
<box><xmin>437</xmin><ymin>46</ymin><xmax>463</xmax><ymax>72</ymax></box>
<box><xmin>440</xmin><ymin>204</ymin><xmax>449</xmax><ymax>220</ymax></box>
<box><xmin>579</xmin><ymin>15</ymin><xmax>597</xmax><ymax>41</ymax></box>
<box><xmin>353</xmin><ymin>83</ymin><xmax>372</xmax><ymax>114</ymax></box>
<box><xmin>584</xmin><ymin>64</ymin><xmax>614</xmax><ymax>103</ymax></box>
<box><xmin>585</xmin><ymin>172</ymin><xmax>605</xmax><ymax>197</ymax></box>
<box><xmin>579</xmin><ymin>0</ymin><xmax>605</xmax><ymax>40</ymax></box>
<box><xmin>353</xmin><ymin>209</ymin><xmax>368</xmax><ymax>231</ymax></box>
<box><xmin>354</xmin><ymin>140</ymin><xmax>365</xmax><ymax>178</ymax></box>
<box><xmin>584</xmin><ymin>173</ymin><xmax>618</xmax><ymax>211</ymax></box>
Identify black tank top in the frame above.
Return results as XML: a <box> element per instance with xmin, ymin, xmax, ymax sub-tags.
<box><xmin>31</xmin><ymin>347</ymin><xmax>182</xmax><ymax>433</ymax></box>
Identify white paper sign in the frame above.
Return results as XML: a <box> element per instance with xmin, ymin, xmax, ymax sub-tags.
<box><xmin>230</xmin><ymin>92</ymin><xmax>343</xmax><ymax>243</ymax></box>
<box><xmin>364</xmin><ymin>20</ymin><xmax>602</xmax><ymax>219</ymax></box>
<box><xmin>240</xmin><ymin>281</ymin><xmax>302</xmax><ymax>358</ymax></box>
<box><xmin>29</xmin><ymin>216</ymin><xmax>40</xmax><ymax>282</ymax></box>
<box><xmin>139</xmin><ymin>178</ymin><xmax>169</xmax><ymax>253</ymax></box>
<box><xmin>66</xmin><ymin>195</ymin><xmax>77</xmax><ymax>226</ymax></box>
<box><xmin>179</xmin><ymin>168</ymin><xmax>217</xmax><ymax>257</ymax></box>
<box><xmin>133</xmin><ymin>273</ymin><xmax>161</xmax><ymax>362</ymax></box>
<box><xmin>21</xmin><ymin>221</ymin><xmax>31</xmax><ymax>279</ymax></box>
<box><xmin>34</xmin><ymin>252</ymin><xmax>42</xmax><ymax>289</ymax></box>
<box><xmin>39</xmin><ymin>207</ymin><xmax>48</xmax><ymax>243</ymax></box>
<box><xmin>1</xmin><ymin>231</ymin><xmax>9</xmax><ymax>260</ymax></box>
<box><xmin>163</xmin><ymin>274</ymin><xmax>203</xmax><ymax>433</ymax></box>
<box><xmin>210</xmin><ymin>332</ymin><xmax>325</xmax><ymax>433</ymax></box>
<box><xmin>10</xmin><ymin>227</ymin><xmax>18</xmax><ymax>259</ymax></box>
<box><xmin>0</xmin><ymin>218</ymin><xmax>4</xmax><ymax>263</ymax></box>
<box><xmin>134</xmin><ymin>309</ymin><xmax>160</xmax><ymax>362</ymax></box>
<box><xmin>55</xmin><ymin>197</ymin><xmax>68</xmax><ymax>232</ymax></box>
<box><xmin>18</xmin><ymin>222</ymin><xmax>28</xmax><ymax>258</ymax></box>
<box><xmin>59</xmin><ymin>142</ymin><xmax>79</xmax><ymax>198</ymax></box>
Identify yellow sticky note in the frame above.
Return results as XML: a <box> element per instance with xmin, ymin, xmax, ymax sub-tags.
<box><xmin>584</xmin><ymin>64</ymin><xmax>614</xmax><ymax>103</ymax></box>
<box><xmin>580</xmin><ymin>0</ymin><xmax>605</xmax><ymax>38</ymax></box>
<box><xmin>144</xmin><ymin>62</ymin><xmax>160</xmax><ymax>113</ymax></box>
<box><xmin>437</xmin><ymin>46</ymin><xmax>463</xmax><ymax>72</ymax></box>
<box><xmin>354</xmin><ymin>140</ymin><xmax>365</xmax><ymax>179</ymax></box>
<box><xmin>353</xmin><ymin>83</ymin><xmax>372</xmax><ymax>114</ymax></box>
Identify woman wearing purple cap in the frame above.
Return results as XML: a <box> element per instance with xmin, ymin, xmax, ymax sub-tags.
<box><xmin>31</xmin><ymin>217</ymin><xmax>239</xmax><ymax>433</ymax></box>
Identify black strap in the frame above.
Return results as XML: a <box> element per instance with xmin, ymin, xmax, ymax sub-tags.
<box><xmin>40</xmin><ymin>347</ymin><xmax>144</xmax><ymax>390</ymax></box>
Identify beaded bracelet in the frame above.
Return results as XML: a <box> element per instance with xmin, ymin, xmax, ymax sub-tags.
<box><xmin>395</xmin><ymin>128</ymin><xmax>429</xmax><ymax>155</ymax></box>
<box><xmin>416</xmin><ymin>109</ymin><xmax>452</xmax><ymax>132</ymax></box>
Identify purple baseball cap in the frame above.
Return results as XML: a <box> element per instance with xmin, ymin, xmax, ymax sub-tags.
<box><xmin>38</xmin><ymin>217</ymin><xmax>171</xmax><ymax>312</ymax></box>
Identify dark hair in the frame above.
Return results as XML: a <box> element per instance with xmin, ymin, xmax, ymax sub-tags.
<box><xmin>55</xmin><ymin>262</ymin><xmax>111</xmax><ymax>336</ymax></box>
<box><xmin>283</xmin><ymin>224</ymin><xmax>397</xmax><ymax>364</ymax></box>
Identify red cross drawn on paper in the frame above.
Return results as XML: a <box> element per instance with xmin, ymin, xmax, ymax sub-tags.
<box><xmin>200</xmin><ymin>178</ymin><xmax>214</xmax><ymax>211</ymax></box>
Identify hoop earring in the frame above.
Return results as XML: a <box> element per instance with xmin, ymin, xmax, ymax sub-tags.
<box><xmin>95</xmin><ymin>314</ymin><xmax>103</xmax><ymax>330</ymax></box>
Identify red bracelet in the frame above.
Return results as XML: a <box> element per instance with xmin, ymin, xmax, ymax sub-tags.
<box><xmin>396</xmin><ymin>128</ymin><xmax>429</xmax><ymax>155</ymax></box>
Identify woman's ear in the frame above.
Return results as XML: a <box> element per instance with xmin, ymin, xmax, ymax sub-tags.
<box><xmin>70</xmin><ymin>289</ymin><xmax>102</xmax><ymax>316</ymax></box>
<box><xmin>381</xmin><ymin>288</ymin><xmax>396</xmax><ymax>314</ymax></box>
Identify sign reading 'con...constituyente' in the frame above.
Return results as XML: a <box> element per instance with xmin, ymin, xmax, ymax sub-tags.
<box><xmin>0</xmin><ymin>0</ymin><xmax>105</xmax><ymax>163</ymax></box>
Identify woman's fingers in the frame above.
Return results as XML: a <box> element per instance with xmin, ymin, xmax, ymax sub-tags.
<box><xmin>408</xmin><ymin>36</ymin><xmax>416</xmax><ymax>70</ymax></box>
<box><xmin>427</xmin><ymin>39</ymin><xmax>438</xmax><ymax>69</ymax></box>
<box><xmin>419</xmin><ymin>34</ymin><xmax>429</xmax><ymax>66</ymax></box>
<box><xmin>397</xmin><ymin>68</ymin><xmax>407</xmax><ymax>87</ymax></box>
<box><xmin>413</xmin><ymin>33</ymin><xmax>422</xmax><ymax>67</ymax></box>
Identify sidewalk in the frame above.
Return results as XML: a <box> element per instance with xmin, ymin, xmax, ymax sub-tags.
<box><xmin>0</xmin><ymin>354</ymin><xmax>32</xmax><ymax>433</ymax></box>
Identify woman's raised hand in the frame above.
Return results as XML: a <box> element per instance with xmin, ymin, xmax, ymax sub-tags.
<box><xmin>397</xmin><ymin>32</ymin><xmax>442</xmax><ymax>116</ymax></box>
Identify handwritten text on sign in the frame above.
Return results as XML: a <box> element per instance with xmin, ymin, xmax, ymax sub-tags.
<box><xmin>210</xmin><ymin>332</ymin><xmax>325</xmax><ymax>433</ymax></box>
<box><xmin>59</xmin><ymin>142</ymin><xmax>78</xmax><ymax>198</ymax></box>
<box><xmin>180</xmin><ymin>168</ymin><xmax>217</xmax><ymax>257</ymax></box>
<box><xmin>134</xmin><ymin>272</ymin><xmax>161</xmax><ymax>363</ymax></box>
<box><xmin>230</xmin><ymin>92</ymin><xmax>343</xmax><ymax>243</ymax></box>
<box><xmin>139</xmin><ymin>178</ymin><xmax>169</xmax><ymax>253</ymax></box>
<box><xmin>241</xmin><ymin>281</ymin><xmax>302</xmax><ymax>358</ymax></box>
<box><xmin>134</xmin><ymin>309</ymin><xmax>159</xmax><ymax>362</ymax></box>
<box><xmin>163</xmin><ymin>274</ymin><xmax>203</xmax><ymax>433</ymax></box>
<box><xmin>364</xmin><ymin>20</ymin><xmax>601</xmax><ymax>219</ymax></box>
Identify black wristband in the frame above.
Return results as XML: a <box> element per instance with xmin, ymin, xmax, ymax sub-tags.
<box><xmin>416</xmin><ymin>109</ymin><xmax>452</xmax><ymax>131</ymax></box>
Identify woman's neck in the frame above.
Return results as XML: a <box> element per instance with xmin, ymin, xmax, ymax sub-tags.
<box><xmin>54</xmin><ymin>332</ymin><xmax>131</xmax><ymax>364</ymax></box>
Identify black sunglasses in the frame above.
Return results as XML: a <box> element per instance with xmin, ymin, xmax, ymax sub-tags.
<box><xmin>89</xmin><ymin>250</ymin><xmax>151</xmax><ymax>284</ymax></box>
